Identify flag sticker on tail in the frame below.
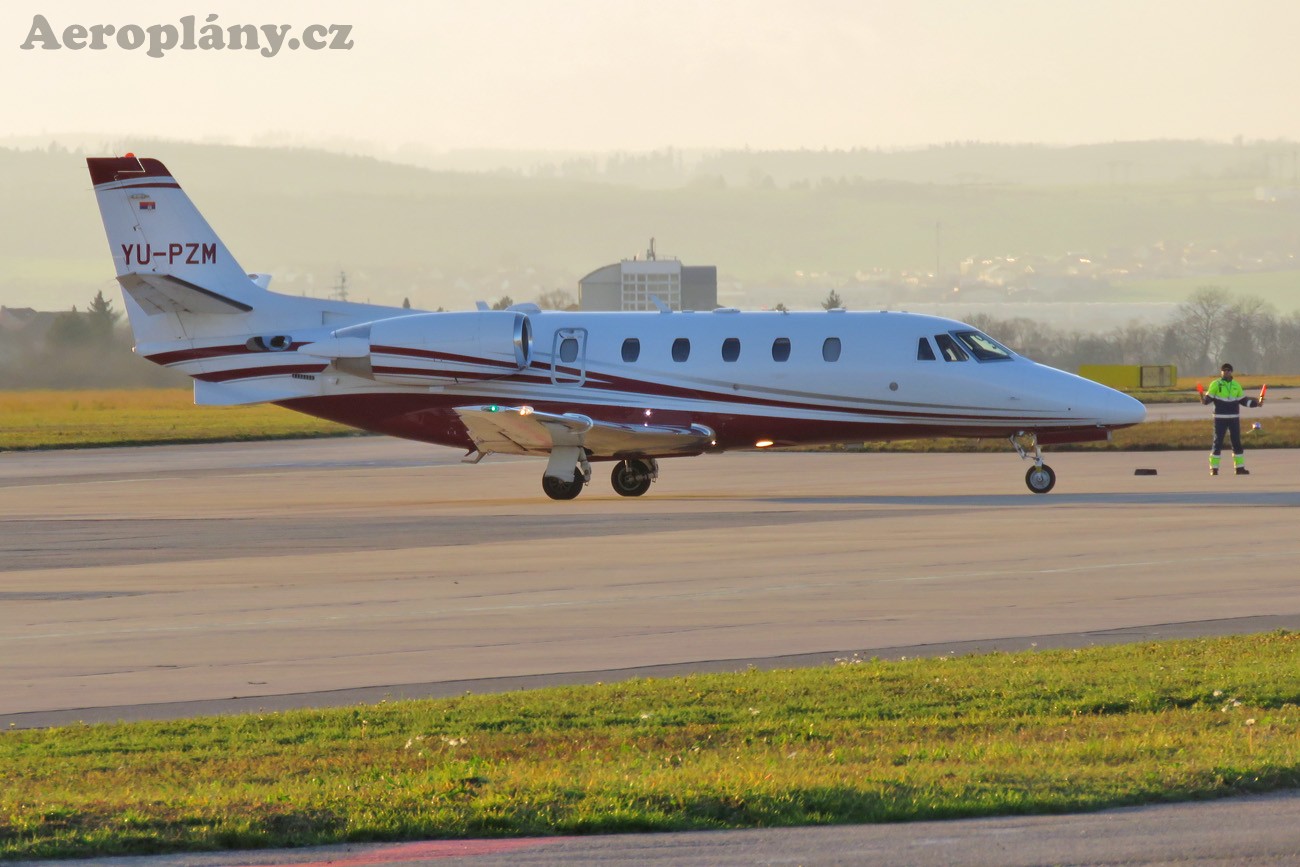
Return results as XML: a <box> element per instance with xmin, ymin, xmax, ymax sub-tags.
<box><xmin>138</xmin><ymin>199</ymin><xmax>156</xmax><ymax>211</ymax></box>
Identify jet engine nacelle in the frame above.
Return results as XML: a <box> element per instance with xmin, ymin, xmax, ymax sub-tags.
<box><xmin>317</xmin><ymin>311</ymin><xmax>532</xmax><ymax>385</ymax></box>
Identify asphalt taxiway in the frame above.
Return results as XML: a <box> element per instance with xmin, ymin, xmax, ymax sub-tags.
<box><xmin>5</xmin><ymin>437</ymin><xmax>1300</xmax><ymax>865</ymax></box>
<box><xmin>3</xmin><ymin>437</ymin><xmax>1299</xmax><ymax>726</ymax></box>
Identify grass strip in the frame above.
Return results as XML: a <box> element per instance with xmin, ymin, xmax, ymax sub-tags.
<box><xmin>1137</xmin><ymin>375</ymin><xmax>1300</xmax><ymax>404</ymax></box>
<box><xmin>2</xmin><ymin>633</ymin><xmax>1298</xmax><ymax>860</ymax></box>
<box><xmin>0</xmin><ymin>389</ymin><xmax>352</xmax><ymax>450</ymax></box>
<box><xmin>3</xmin><ymin>390</ymin><xmax>1300</xmax><ymax>452</ymax></box>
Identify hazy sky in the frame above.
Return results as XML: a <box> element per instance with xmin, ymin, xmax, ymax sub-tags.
<box><xmin>5</xmin><ymin>0</ymin><xmax>1300</xmax><ymax>151</ymax></box>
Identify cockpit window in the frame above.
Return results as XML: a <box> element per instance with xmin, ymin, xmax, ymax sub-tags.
<box><xmin>917</xmin><ymin>337</ymin><xmax>936</xmax><ymax>361</ymax></box>
<box><xmin>934</xmin><ymin>334</ymin><xmax>968</xmax><ymax>362</ymax></box>
<box><xmin>953</xmin><ymin>331</ymin><xmax>1014</xmax><ymax>361</ymax></box>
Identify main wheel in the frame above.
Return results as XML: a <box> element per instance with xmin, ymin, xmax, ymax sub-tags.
<box><xmin>610</xmin><ymin>459</ymin><xmax>654</xmax><ymax>497</ymax></box>
<box><xmin>1025</xmin><ymin>464</ymin><xmax>1057</xmax><ymax>494</ymax></box>
<box><xmin>542</xmin><ymin>470</ymin><xmax>585</xmax><ymax>500</ymax></box>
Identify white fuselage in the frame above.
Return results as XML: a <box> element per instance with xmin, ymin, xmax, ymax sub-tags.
<box><xmin>87</xmin><ymin>154</ymin><xmax>1145</xmax><ymax>495</ymax></box>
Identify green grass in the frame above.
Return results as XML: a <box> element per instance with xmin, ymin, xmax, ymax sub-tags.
<box><xmin>3</xmin><ymin>388</ymin><xmax>1297</xmax><ymax>452</ymax></box>
<box><xmin>0</xmin><ymin>389</ymin><xmax>354</xmax><ymax>450</ymax></box>
<box><xmin>2</xmin><ymin>634</ymin><xmax>1297</xmax><ymax>860</ymax></box>
<box><xmin>1134</xmin><ymin>375</ymin><xmax>1300</xmax><ymax>404</ymax></box>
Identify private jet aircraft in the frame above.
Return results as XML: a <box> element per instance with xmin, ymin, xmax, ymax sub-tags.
<box><xmin>87</xmin><ymin>156</ymin><xmax>1145</xmax><ymax>499</ymax></box>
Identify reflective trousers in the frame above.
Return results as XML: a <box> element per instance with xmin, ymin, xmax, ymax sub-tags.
<box><xmin>1210</xmin><ymin>417</ymin><xmax>1244</xmax><ymax>469</ymax></box>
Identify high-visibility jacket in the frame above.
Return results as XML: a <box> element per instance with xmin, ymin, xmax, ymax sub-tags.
<box><xmin>1204</xmin><ymin>378</ymin><xmax>1259</xmax><ymax>417</ymax></box>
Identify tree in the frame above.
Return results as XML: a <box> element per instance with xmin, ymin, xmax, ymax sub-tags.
<box><xmin>402</xmin><ymin>297</ymin><xmax>411</xmax><ymax>309</ymax></box>
<box><xmin>773</xmin><ymin>302</ymin><xmax>789</xmax><ymax>313</ymax></box>
<box><xmin>490</xmin><ymin>295</ymin><xmax>514</xmax><ymax>311</ymax></box>
<box><xmin>820</xmin><ymin>289</ymin><xmax>844</xmax><ymax>310</ymax></box>
<box><xmin>1171</xmin><ymin>287</ymin><xmax>1232</xmax><ymax>374</ymax></box>
<box><xmin>86</xmin><ymin>290</ymin><xmax>121</xmax><ymax>346</ymax></box>
<box><xmin>537</xmin><ymin>289</ymin><xmax>577</xmax><ymax>310</ymax></box>
<box><xmin>46</xmin><ymin>305</ymin><xmax>91</xmax><ymax>347</ymax></box>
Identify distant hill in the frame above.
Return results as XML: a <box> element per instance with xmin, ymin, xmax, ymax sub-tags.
<box><xmin>2</xmin><ymin>140</ymin><xmax>1299</xmax><ymax>315</ymax></box>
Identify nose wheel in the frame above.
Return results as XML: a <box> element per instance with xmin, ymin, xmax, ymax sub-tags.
<box><xmin>1011</xmin><ymin>432</ymin><xmax>1056</xmax><ymax>494</ymax></box>
<box><xmin>1025</xmin><ymin>463</ymin><xmax>1056</xmax><ymax>494</ymax></box>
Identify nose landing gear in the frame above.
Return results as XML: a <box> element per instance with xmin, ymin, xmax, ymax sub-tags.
<box><xmin>1011</xmin><ymin>432</ymin><xmax>1056</xmax><ymax>494</ymax></box>
<box><xmin>1025</xmin><ymin>463</ymin><xmax>1057</xmax><ymax>494</ymax></box>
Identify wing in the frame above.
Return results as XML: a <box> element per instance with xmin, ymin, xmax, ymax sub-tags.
<box><xmin>455</xmin><ymin>405</ymin><xmax>715</xmax><ymax>459</ymax></box>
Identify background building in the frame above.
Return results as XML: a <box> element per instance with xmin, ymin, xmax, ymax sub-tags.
<box><xmin>578</xmin><ymin>239</ymin><xmax>717</xmax><ymax>311</ymax></box>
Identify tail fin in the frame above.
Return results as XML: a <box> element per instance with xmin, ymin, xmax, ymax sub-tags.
<box><xmin>86</xmin><ymin>156</ymin><xmax>264</xmax><ymax>315</ymax></box>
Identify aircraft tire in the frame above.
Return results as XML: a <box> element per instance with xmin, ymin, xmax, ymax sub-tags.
<box><xmin>542</xmin><ymin>471</ymin><xmax>585</xmax><ymax>500</ymax></box>
<box><xmin>1025</xmin><ymin>464</ymin><xmax>1057</xmax><ymax>494</ymax></box>
<box><xmin>611</xmin><ymin>460</ymin><xmax>654</xmax><ymax>497</ymax></box>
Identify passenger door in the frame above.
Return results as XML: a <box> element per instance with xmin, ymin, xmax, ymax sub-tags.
<box><xmin>550</xmin><ymin>328</ymin><xmax>587</xmax><ymax>386</ymax></box>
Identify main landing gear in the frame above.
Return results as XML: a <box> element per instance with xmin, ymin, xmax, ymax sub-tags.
<box><xmin>610</xmin><ymin>458</ymin><xmax>658</xmax><ymax>497</ymax></box>
<box><xmin>541</xmin><ymin>446</ymin><xmax>592</xmax><ymax>500</ymax></box>
<box><xmin>540</xmin><ymin>455</ymin><xmax>660</xmax><ymax>500</ymax></box>
<box><xmin>541</xmin><ymin>469</ymin><xmax>585</xmax><ymax>500</ymax></box>
<box><xmin>1010</xmin><ymin>432</ymin><xmax>1056</xmax><ymax>494</ymax></box>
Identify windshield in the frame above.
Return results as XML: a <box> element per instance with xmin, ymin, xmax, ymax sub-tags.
<box><xmin>953</xmin><ymin>331</ymin><xmax>1014</xmax><ymax>361</ymax></box>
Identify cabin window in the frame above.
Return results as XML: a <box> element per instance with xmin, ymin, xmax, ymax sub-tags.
<box><xmin>558</xmin><ymin>337</ymin><xmax>579</xmax><ymax>363</ymax></box>
<box><xmin>954</xmin><ymin>330</ymin><xmax>1014</xmax><ymax>361</ymax></box>
<box><xmin>934</xmin><ymin>333</ymin><xmax>969</xmax><ymax>362</ymax></box>
<box><xmin>721</xmin><ymin>337</ymin><xmax>741</xmax><ymax>362</ymax></box>
<box><xmin>672</xmin><ymin>337</ymin><xmax>691</xmax><ymax>362</ymax></box>
<box><xmin>621</xmin><ymin>338</ymin><xmax>640</xmax><ymax>363</ymax></box>
<box><xmin>917</xmin><ymin>337</ymin><xmax>936</xmax><ymax>361</ymax></box>
<box><xmin>771</xmin><ymin>337</ymin><xmax>791</xmax><ymax>362</ymax></box>
<box><xmin>822</xmin><ymin>337</ymin><xmax>841</xmax><ymax>362</ymax></box>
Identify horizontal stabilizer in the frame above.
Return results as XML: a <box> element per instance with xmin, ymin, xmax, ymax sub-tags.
<box><xmin>455</xmin><ymin>405</ymin><xmax>714</xmax><ymax>459</ymax></box>
<box><xmin>118</xmin><ymin>272</ymin><xmax>252</xmax><ymax>316</ymax></box>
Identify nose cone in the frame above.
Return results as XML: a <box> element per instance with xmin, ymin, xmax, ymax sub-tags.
<box><xmin>1061</xmin><ymin>374</ymin><xmax>1146</xmax><ymax>426</ymax></box>
<box><xmin>1028</xmin><ymin>365</ymin><xmax>1147</xmax><ymax>427</ymax></box>
<box><xmin>1095</xmin><ymin>387</ymin><xmax>1147</xmax><ymax>427</ymax></box>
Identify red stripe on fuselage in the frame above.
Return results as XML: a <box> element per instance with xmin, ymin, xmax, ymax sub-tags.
<box><xmin>146</xmin><ymin>347</ymin><xmax>1075</xmax><ymax>424</ymax></box>
<box><xmin>276</xmin><ymin>392</ymin><xmax>1107</xmax><ymax>453</ymax></box>
<box><xmin>146</xmin><ymin>344</ymin><xmax>252</xmax><ymax>366</ymax></box>
<box><xmin>145</xmin><ymin>343</ymin><xmax>309</xmax><ymax>366</ymax></box>
<box><xmin>372</xmin><ymin>344</ymin><xmax>520</xmax><ymax>370</ymax></box>
<box><xmin>194</xmin><ymin>364</ymin><xmax>326</xmax><ymax>382</ymax></box>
